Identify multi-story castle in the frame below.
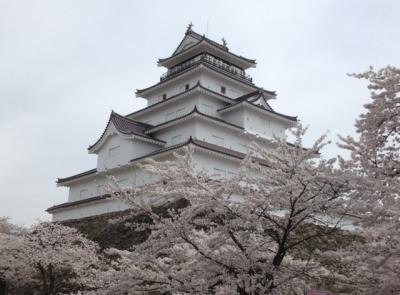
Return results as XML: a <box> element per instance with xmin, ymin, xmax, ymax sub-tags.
<box><xmin>47</xmin><ymin>25</ymin><xmax>297</xmax><ymax>221</ymax></box>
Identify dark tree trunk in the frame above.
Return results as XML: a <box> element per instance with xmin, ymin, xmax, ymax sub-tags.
<box><xmin>48</xmin><ymin>265</ymin><xmax>55</xmax><ymax>295</ymax></box>
<box><xmin>272</xmin><ymin>246</ymin><xmax>287</xmax><ymax>267</ymax></box>
<box><xmin>37</xmin><ymin>263</ymin><xmax>50</xmax><ymax>295</ymax></box>
<box><xmin>0</xmin><ymin>277</ymin><xmax>6</xmax><ymax>295</ymax></box>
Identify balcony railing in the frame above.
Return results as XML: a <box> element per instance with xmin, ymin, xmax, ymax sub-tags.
<box><xmin>160</xmin><ymin>54</ymin><xmax>253</xmax><ymax>84</ymax></box>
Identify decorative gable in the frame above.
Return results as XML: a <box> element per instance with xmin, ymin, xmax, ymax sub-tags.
<box><xmin>173</xmin><ymin>34</ymin><xmax>199</xmax><ymax>55</ymax></box>
<box><xmin>248</xmin><ymin>93</ymin><xmax>274</xmax><ymax>111</ymax></box>
<box><xmin>88</xmin><ymin>111</ymin><xmax>165</xmax><ymax>154</ymax></box>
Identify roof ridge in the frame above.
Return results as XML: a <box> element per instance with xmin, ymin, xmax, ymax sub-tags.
<box><xmin>185</xmin><ymin>28</ymin><xmax>228</xmax><ymax>51</ymax></box>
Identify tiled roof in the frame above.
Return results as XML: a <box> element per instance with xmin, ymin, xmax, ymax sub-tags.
<box><xmin>57</xmin><ymin>168</ymin><xmax>97</xmax><ymax>184</ymax></box>
<box><xmin>88</xmin><ymin>111</ymin><xmax>165</xmax><ymax>151</ymax></box>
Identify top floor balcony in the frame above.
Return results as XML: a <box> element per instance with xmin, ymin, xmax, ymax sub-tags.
<box><xmin>160</xmin><ymin>53</ymin><xmax>253</xmax><ymax>84</ymax></box>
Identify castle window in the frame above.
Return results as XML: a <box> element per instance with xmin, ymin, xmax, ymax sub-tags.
<box><xmin>212</xmin><ymin>135</ymin><xmax>224</xmax><ymax>146</ymax></box>
<box><xmin>80</xmin><ymin>189</ymin><xmax>88</xmax><ymax>199</ymax></box>
<box><xmin>162</xmin><ymin>93</ymin><xmax>167</xmax><ymax>100</ymax></box>
<box><xmin>201</xmin><ymin>103</ymin><xmax>213</xmax><ymax>114</ymax></box>
<box><xmin>96</xmin><ymin>185</ymin><xmax>104</xmax><ymax>195</ymax></box>
<box><xmin>166</xmin><ymin>111</ymin><xmax>175</xmax><ymax>121</ymax></box>
<box><xmin>213</xmin><ymin>168</ymin><xmax>226</xmax><ymax>177</ymax></box>
<box><xmin>171</xmin><ymin>134</ymin><xmax>182</xmax><ymax>144</ymax></box>
<box><xmin>108</xmin><ymin>146</ymin><xmax>120</xmax><ymax>158</ymax></box>
<box><xmin>117</xmin><ymin>178</ymin><xmax>128</xmax><ymax>189</ymax></box>
<box><xmin>221</xmin><ymin>86</ymin><xmax>226</xmax><ymax>94</ymax></box>
<box><xmin>228</xmin><ymin>171</ymin><xmax>238</xmax><ymax>177</ymax></box>
<box><xmin>185</xmin><ymin>84</ymin><xmax>190</xmax><ymax>90</ymax></box>
<box><xmin>238</xmin><ymin>143</ymin><xmax>248</xmax><ymax>151</ymax></box>
<box><xmin>176</xmin><ymin>107</ymin><xmax>185</xmax><ymax>117</ymax></box>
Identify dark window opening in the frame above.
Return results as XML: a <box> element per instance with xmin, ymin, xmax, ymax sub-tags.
<box><xmin>221</xmin><ymin>86</ymin><xmax>226</xmax><ymax>94</ymax></box>
<box><xmin>185</xmin><ymin>84</ymin><xmax>190</xmax><ymax>90</ymax></box>
<box><xmin>163</xmin><ymin>94</ymin><xmax>167</xmax><ymax>100</ymax></box>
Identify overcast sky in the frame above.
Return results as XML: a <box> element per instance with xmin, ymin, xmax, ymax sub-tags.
<box><xmin>1</xmin><ymin>0</ymin><xmax>399</xmax><ymax>225</ymax></box>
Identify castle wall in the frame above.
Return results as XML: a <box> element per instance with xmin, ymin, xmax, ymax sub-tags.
<box><xmin>54</xmin><ymin>150</ymin><xmax>247</xmax><ymax>222</ymax></box>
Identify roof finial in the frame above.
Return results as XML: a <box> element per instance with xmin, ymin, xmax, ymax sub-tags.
<box><xmin>187</xmin><ymin>22</ymin><xmax>193</xmax><ymax>32</ymax></box>
<box><xmin>222</xmin><ymin>37</ymin><xmax>227</xmax><ymax>47</ymax></box>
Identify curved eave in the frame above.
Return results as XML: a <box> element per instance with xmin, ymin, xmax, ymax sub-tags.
<box><xmin>158</xmin><ymin>39</ymin><xmax>256</xmax><ymax>70</ymax></box>
<box><xmin>127</xmin><ymin>82</ymin><xmax>235</xmax><ymax>119</ymax></box>
<box><xmin>57</xmin><ymin>168</ymin><xmax>97</xmax><ymax>186</ymax></box>
<box><xmin>88</xmin><ymin>127</ymin><xmax>165</xmax><ymax>154</ymax></box>
<box><xmin>144</xmin><ymin>107</ymin><xmax>244</xmax><ymax>134</ymax></box>
<box><xmin>47</xmin><ymin>194</ymin><xmax>111</xmax><ymax>212</ymax></box>
<box><xmin>218</xmin><ymin>101</ymin><xmax>298</xmax><ymax>125</ymax></box>
<box><xmin>88</xmin><ymin>115</ymin><xmax>165</xmax><ymax>154</ymax></box>
<box><xmin>136</xmin><ymin>62</ymin><xmax>258</xmax><ymax>97</ymax></box>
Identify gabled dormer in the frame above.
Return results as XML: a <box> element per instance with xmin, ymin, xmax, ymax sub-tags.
<box><xmin>88</xmin><ymin>111</ymin><xmax>165</xmax><ymax>171</ymax></box>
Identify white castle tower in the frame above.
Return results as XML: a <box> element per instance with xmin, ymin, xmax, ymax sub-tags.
<box><xmin>47</xmin><ymin>25</ymin><xmax>297</xmax><ymax>221</ymax></box>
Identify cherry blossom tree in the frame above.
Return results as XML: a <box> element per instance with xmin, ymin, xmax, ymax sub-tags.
<box><xmin>105</xmin><ymin>125</ymin><xmax>353</xmax><ymax>294</ymax></box>
<box><xmin>338</xmin><ymin>66</ymin><xmax>400</xmax><ymax>294</ymax></box>
<box><xmin>0</xmin><ymin>221</ymin><xmax>107</xmax><ymax>295</ymax></box>
<box><xmin>0</xmin><ymin>217</ymin><xmax>32</xmax><ymax>294</ymax></box>
<box><xmin>0</xmin><ymin>217</ymin><xmax>24</xmax><ymax>236</ymax></box>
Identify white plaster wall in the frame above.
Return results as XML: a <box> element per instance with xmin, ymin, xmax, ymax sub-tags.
<box><xmin>152</xmin><ymin>121</ymin><xmax>197</xmax><ymax>146</ymax></box>
<box><xmin>147</xmin><ymin>74</ymin><xmax>200</xmax><ymax>106</ymax></box>
<box><xmin>221</xmin><ymin>108</ymin><xmax>245</xmax><ymax>127</ymax></box>
<box><xmin>129</xmin><ymin>140</ymin><xmax>161</xmax><ymax>161</ymax></box>
<box><xmin>68</xmin><ymin>164</ymin><xmax>155</xmax><ymax>202</ymax></box>
<box><xmin>97</xmin><ymin>135</ymin><xmax>133</xmax><ymax>172</ymax></box>
<box><xmin>135</xmin><ymin>92</ymin><xmax>229</xmax><ymax>126</ymax></box>
<box><xmin>201</xmin><ymin>72</ymin><xmax>250</xmax><ymax>98</ymax></box>
<box><xmin>192</xmin><ymin>151</ymin><xmax>241</xmax><ymax>177</ymax></box>
<box><xmin>197</xmin><ymin>95</ymin><xmax>226</xmax><ymax>118</ymax></box>
<box><xmin>134</xmin><ymin>95</ymin><xmax>200</xmax><ymax>125</ymax></box>
<box><xmin>97</xmin><ymin>135</ymin><xmax>160</xmax><ymax>172</ymax></box>
<box><xmin>52</xmin><ymin>199</ymin><xmax>129</xmax><ymax>221</ymax></box>
<box><xmin>145</xmin><ymin>68</ymin><xmax>254</xmax><ymax>106</ymax></box>
<box><xmin>195</xmin><ymin>120</ymin><xmax>248</xmax><ymax>153</ymax></box>
<box><xmin>244</xmin><ymin>109</ymin><xmax>288</xmax><ymax>139</ymax></box>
